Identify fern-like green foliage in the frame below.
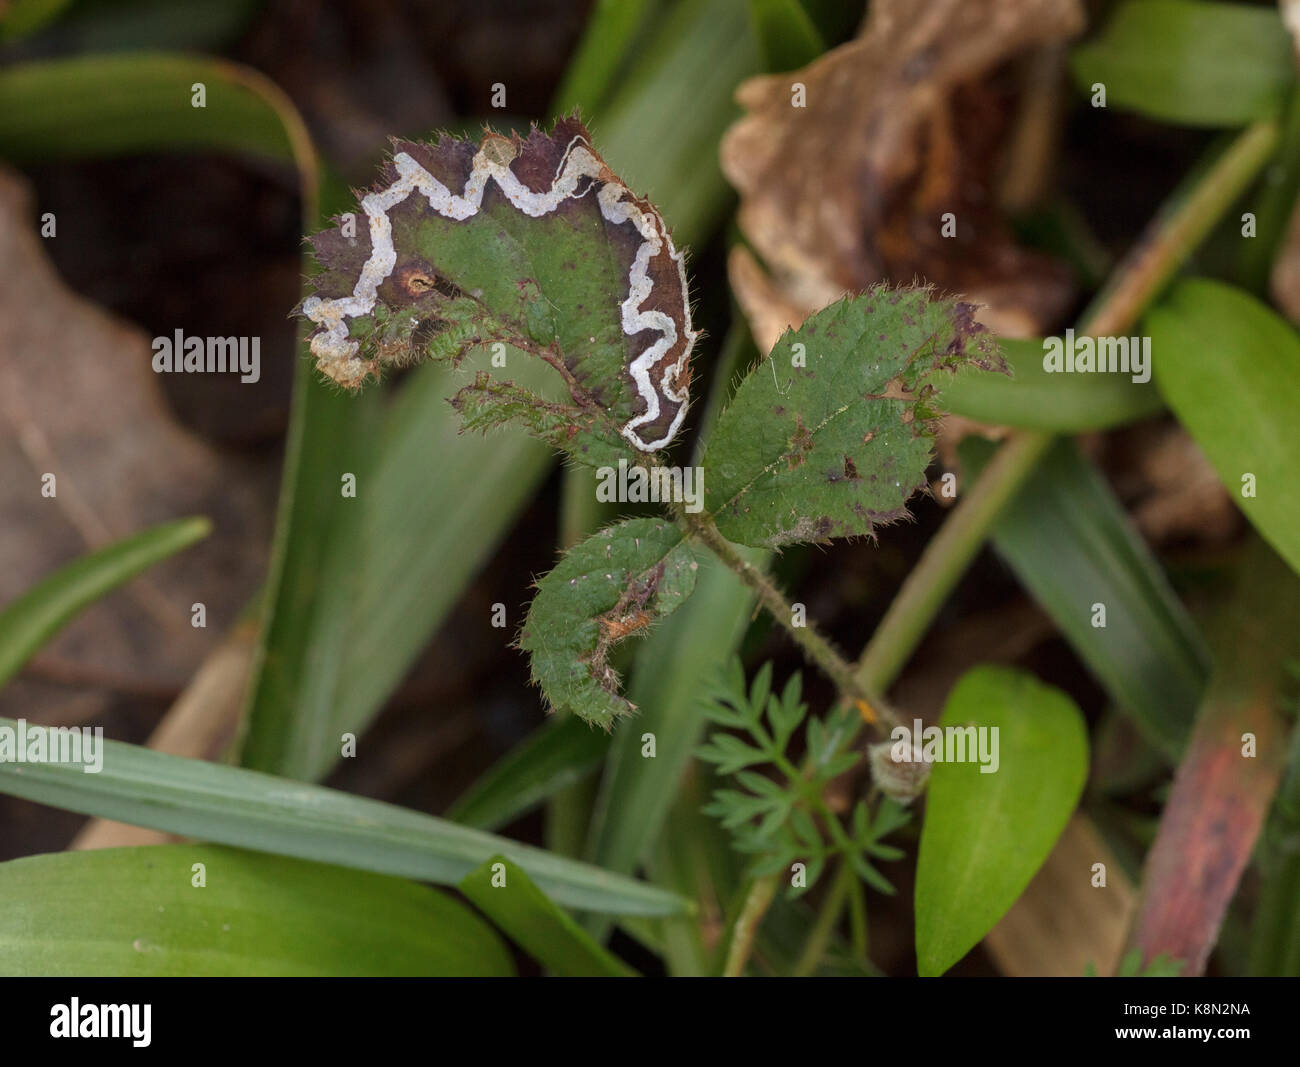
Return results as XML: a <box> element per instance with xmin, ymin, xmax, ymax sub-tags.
<box><xmin>698</xmin><ymin>659</ymin><xmax>910</xmax><ymax>896</ymax></box>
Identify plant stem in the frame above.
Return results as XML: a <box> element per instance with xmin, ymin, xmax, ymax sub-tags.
<box><xmin>718</xmin><ymin>115</ymin><xmax>1280</xmax><ymax>976</ymax></box>
<box><xmin>680</xmin><ymin>510</ymin><xmax>902</xmax><ymax>731</ymax></box>
<box><xmin>793</xmin><ymin>858</ymin><xmax>854</xmax><ymax>976</ymax></box>
<box><xmin>722</xmin><ymin>872</ymin><xmax>778</xmax><ymax>976</ymax></box>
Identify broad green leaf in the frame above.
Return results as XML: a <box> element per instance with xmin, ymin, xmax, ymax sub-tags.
<box><xmin>747</xmin><ymin>0</ymin><xmax>825</xmax><ymax>71</ymax></box>
<box><xmin>0</xmin><ymin>846</ymin><xmax>512</xmax><ymax>976</ymax></box>
<box><xmin>520</xmin><ymin>518</ymin><xmax>700</xmax><ymax>729</ymax></box>
<box><xmin>1145</xmin><ymin>278</ymin><xmax>1300</xmax><ymax>577</ymax></box>
<box><xmin>0</xmin><ymin>722</ymin><xmax>688</xmax><ymax>917</ymax></box>
<box><xmin>703</xmin><ymin>290</ymin><xmax>1003</xmax><ymax>548</ymax></box>
<box><xmin>301</xmin><ymin>118</ymin><xmax>695</xmax><ymax>458</ymax></box>
<box><xmin>0</xmin><ymin>517</ymin><xmax>210</xmax><ymax>689</ymax></box>
<box><xmin>447</xmin><ymin>715</ymin><xmax>608</xmax><ymax>831</ymax></box>
<box><xmin>941</xmin><ymin>337</ymin><xmax>1163</xmax><ymax>432</ymax></box>
<box><xmin>459</xmin><ymin>855</ymin><xmax>635</xmax><ymax>976</ymax></box>
<box><xmin>1070</xmin><ymin>0</ymin><xmax>1292</xmax><ymax>127</ymax></box>
<box><xmin>915</xmin><ymin>666</ymin><xmax>1088</xmax><ymax>977</ymax></box>
<box><xmin>960</xmin><ymin>438</ymin><xmax>1210</xmax><ymax>759</ymax></box>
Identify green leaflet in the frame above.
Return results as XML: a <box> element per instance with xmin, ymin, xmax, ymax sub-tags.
<box><xmin>1070</xmin><ymin>0</ymin><xmax>1292</xmax><ymax>128</ymax></box>
<box><xmin>702</xmin><ymin>290</ymin><xmax>1004</xmax><ymax>548</ymax></box>
<box><xmin>0</xmin><ymin>846</ymin><xmax>513</xmax><ymax>977</ymax></box>
<box><xmin>301</xmin><ymin>118</ymin><xmax>696</xmax><ymax>458</ymax></box>
<box><xmin>1145</xmin><ymin>279</ymin><xmax>1300</xmax><ymax>578</ymax></box>
<box><xmin>519</xmin><ymin>518</ymin><xmax>700</xmax><ymax>729</ymax></box>
<box><xmin>914</xmin><ymin>666</ymin><xmax>1089</xmax><ymax>977</ymax></box>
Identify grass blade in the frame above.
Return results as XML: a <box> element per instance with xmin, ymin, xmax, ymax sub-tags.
<box><xmin>0</xmin><ymin>517</ymin><xmax>210</xmax><ymax>688</ymax></box>
<box><xmin>447</xmin><ymin>715</ymin><xmax>608</xmax><ymax>831</ymax></box>
<box><xmin>0</xmin><ymin>722</ymin><xmax>690</xmax><ymax>917</ymax></box>
<box><xmin>459</xmin><ymin>855</ymin><xmax>636</xmax><ymax>976</ymax></box>
<box><xmin>960</xmin><ymin>437</ymin><xmax>1210</xmax><ymax>758</ymax></box>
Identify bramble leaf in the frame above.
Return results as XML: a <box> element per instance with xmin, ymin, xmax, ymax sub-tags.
<box><xmin>518</xmin><ymin>518</ymin><xmax>700</xmax><ymax>729</ymax></box>
<box><xmin>701</xmin><ymin>288</ymin><xmax>1003</xmax><ymax>548</ymax></box>
<box><xmin>300</xmin><ymin>117</ymin><xmax>697</xmax><ymax>458</ymax></box>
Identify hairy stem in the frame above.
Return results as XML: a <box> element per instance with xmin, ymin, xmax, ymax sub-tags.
<box><xmin>679</xmin><ymin>509</ymin><xmax>902</xmax><ymax>732</ymax></box>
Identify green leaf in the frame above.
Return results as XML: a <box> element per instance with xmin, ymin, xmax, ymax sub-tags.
<box><xmin>696</xmin><ymin>734</ymin><xmax>770</xmax><ymax>774</ymax></box>
<box><xmin>551</xmin><ymin>0</ymin><xmax>656</xmax><ymax>115</ymax></box>
<box><xmin>0</xmin><ymin>517</ymin><xmax>210</xmax><ymax>689</ymax></box>
<box><xmin>747</xmin><ymin>0</ymin><xmax>825</xmax><ymax>72</ymax></box>
<box><xmin>459</xmin><ymin>855</ymin><xmax>636</xmax><ymax>977</ymax></box>
<box><xmin>591</xmin><ymin>0</ymin><xmax>762</xmax><ymax>247</ymax></box>
<box><xmin>702</xmin><ymin>289</ymin><xmax>1004</xmax><ymax>548</ymax></box>
<box><xmin>960</xmin><ymin>437</ymin><xmax>1210</xmax><ymax>758</ymax></box>
<box><xmin>0</xmin><ymin>0</ymin><xmax>73</xmax><ymax>42</ymax></box>
<box><xmin>0</xmin><ymin>846</ymin><xmax>512</xmax><ymax>976</ymax></box>
<box><xmin>1146</xmin><ymin>278</ymin><xmax>1300</xmax><ymax>577</ymax></box>
<box><xmin>1070</xmin><ymin>0</ymin><xmax>1293</xmax><ymax>128</ymax></box>
<box><xmin>0</xmin><ymin>723</ymin><xmax>688</xmax><ymax>918</ymax></box>
<box><xmin>0</xmin><ymin>53</ymin><xmax>311</xmax><ymax>171</ymax></box>
<box><xmin>940</xmin><ymin>337</ymin><xmax>1163</xmax><ymax>432</ymax></box>
<box><xmin>519</xmin><ymin>518</ymin><xmax>700</xmax><ymax>729</ymax></box>
<box><xmin>915</xmin><ymin>666</ymin><xmax>1089</xmax><ymax>977</ymax></box>
<box><xmin>301</xmin><ymin>118</ymin><xmax>695</xmax><ymax>457</ymax></box>
<box><xmin>446</xmin><ymin>715</ymin><xmax>608</xmax><ymax>831</ymax></box>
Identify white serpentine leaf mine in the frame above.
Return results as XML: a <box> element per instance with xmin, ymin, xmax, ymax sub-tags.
<box><xmin>302</xmin><ymin>131</ymin><xmax>697</xmax><ymax>452</ymax></box>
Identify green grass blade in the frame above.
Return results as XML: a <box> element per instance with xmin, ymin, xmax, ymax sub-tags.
<box><xmin>594</xmin><ymin>0</ymin><xmax>761</xmax><ymax>247</ymax></box>
<box><xmin>0</xmin><ymin>517</ymin><xmax>210</xmax><ymax>689</ymax></box>
<box><xmin>459</xmin><ymin>855</ymin><xmax>636</xmax><ymax>976</ymax></box>
<box><xmin>551</xmin><ymin>0</ymin><xmax>657</xmax><ymax>115</ymax></box>
<box><xmin>447</xmin><ymin>715</ymin><xmax>608</xmax><ymax>831</ymax></box>
<box><xmin>0</xmin><ymin>721</ymin><xmax>687</xmax><ymax>917</ymax></box>
<box><xmin>746</xmin><ymin>0</ymin><xmax>825</xmax><ymax>71</ymax></box>
<box><xmin>960</xmin><ymin>437</ymin><xmax>1210</xmax><ymax>758</ymax></box>
<box><xmin>0</xmin><ymin>52</ymin><xmax>314</xmax><ymax>179</ymax></box>
<box><xmin>0</xmin><ymin>845</ymin><xmax>513</xmax><ymax>976</ymax></box>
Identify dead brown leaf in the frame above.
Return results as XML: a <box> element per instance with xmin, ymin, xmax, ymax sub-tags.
<box><xmin>721</xmin><ymin>0</ymin><xmax>1083</xmax><ymax>349</ymax></box>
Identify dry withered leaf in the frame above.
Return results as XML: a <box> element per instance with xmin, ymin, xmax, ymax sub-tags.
<box><xmin>721</xmin><ymin>0</ymin><xmax>1083</xmax><ymax>346</ymax></box>
<box><xmin>0</xmin><ymin>166</ymin><xmax>273</xmax><ymax>728</ymax></box>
